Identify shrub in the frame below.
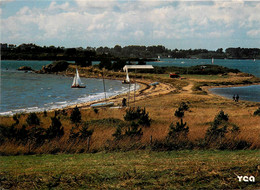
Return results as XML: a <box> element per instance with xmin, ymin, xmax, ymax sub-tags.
<box><xmin>174</xmin><ymin>108</ymin><xmax>184</xmax><ymax>118</ymax></box>
<box><xmin>46</xmin><ymin>116</ymin><xmax>64</xmax><ymax>139</ymax></box>
<box><xmin>0</xmin><ymin>124</ymin><xmax>17</xmax><ymax>142</ymax></box>
<box><xmin>70</xmin><ymin>106</ymin><xmax>81</xmax><ymax>124</ymax></box>
<box><xmin>215</xmin><ymin>110</ymin><xmax>229</xmax><ymax>123</ymax></box>
<box><xmin>253</xmin><ymin>107</ymin><xmax>260</xmax><ymax>116</ymax></box>
<box><xmin>179</xmin><ymin>102</ymin><xmax>189</xmax><ymax>111</ymax></box>
<box><xmin>69</xmin><ymin>123</ymin><xmax>93</xmax><ymax>141</ymax></box>
<box><xmin>124</xmin><ymin>107</ymin><xmax>151</xmax><ymax>127</ymax></box>
<box><xmin>28</xmin><ymin>126</ymin><xmax>46</xmax><ymax>145</ymax></box>
<box><xmin>26</xmin><ymin>112</ymin><xmax>40</xmax><ymax>126</ymax></box>
<box><xmin>69</xmin><ymin>126</ymin><xmax>79</xmax><ymax>140</ymax></box>
<box><xmin>12</xmin><ymin>114</ymin><xmax>19</xmax><ymax>125</ymax></box>
<box><xmin>168</xmin><ymin>119</ymin><xmax>189</xmax><ymax>140</ymax></box>
<box><xmin>137</xmin><ymin>108</ymin><xmax>151</xmax><ymax>127</ymax></box>
<box><xmin>16</xmin><ymin>125</ymin><xmax>29</xmax><ymax>142</ymax></box>
<box><xmin>112</xmin><ymin>125</ymin><xmax>123</xmax><ymax>140</ymax></box>
<box><xmin>79</xmin><ymin>123</ymin><xmax>93</xmax><ymax>139</ymax></box>
<box><xmin>93</xmin><ymin>108</ymin><xmax>99</xmax><ymax>114</ymax></box>
<box><xmin>205</xmin><ymin>120</ymin><xmax>227</xmax><ymax>143</ymax></box>
<box><xmin>124</xmin><ymin>107</ymin><xmax>141</xmax><ymax>121</ymax></box>
<box><xmin>125</xmin><ymin>122</ymin><xmax>143</xmax><ymax>138</ymax></box>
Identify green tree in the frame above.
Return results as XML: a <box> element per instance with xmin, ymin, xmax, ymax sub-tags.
<box><xmin>70</xmin><ymin>106</ymin><xmax>81</xmax><ymax>124</ymax></box>
<box><xmin>26</xmin><ymin>113</ymin><xmax>40</xmax><ymax>126</ymax></box>
<box><xmin>46</xmin><ymin>116</ymin><xmax>64</xmax><ymax>139</ymax></box>
<box><xmin>79</xmin><ymin>123</ymin><xmax>93</xmax><ymax>139</ymax></box>
<box><xmin>168</xmin><ymin>119</ymin><xmax>189</xmax><ymax>139</ymax></box>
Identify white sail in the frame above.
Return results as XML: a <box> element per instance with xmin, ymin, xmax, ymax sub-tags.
<box><xmin>76</xmin><ymin>69</ymin><xmax>82</xmax><ymax>85</ymax></box>
<box><xmin>126</xmin><ymin>70</ymin><xmax>130</xmax><ymax>83</ymax></box>
<box><xmin>72</xmin><ymin>76</ymin><xmax>77</xmax><ymax>86</ymax></box>
<box><xmin>212</xmin><ymin>58</ymin><xmax>214</xmax><ymax>64</ymax></box>
<box><xmin>71</xmin><ymin>68</ymin><xmax>85</xmax><ymax>88</ymax></box>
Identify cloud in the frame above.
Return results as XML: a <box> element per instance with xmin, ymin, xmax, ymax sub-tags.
<box><xmin>247</xmin><ymin>29</ymin><xmax>260</xmax><ymax>37</ymax></box>
<box><xmin>1</xmin><ymin>0</ymin><xmax>260</xmax><ymax>48</ymax></box>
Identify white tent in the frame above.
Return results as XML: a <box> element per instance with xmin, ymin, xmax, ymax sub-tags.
<box><xmin>123</xmin><ymin>65</ymin><xmax>154</xmax><ymax>71</ymax></box>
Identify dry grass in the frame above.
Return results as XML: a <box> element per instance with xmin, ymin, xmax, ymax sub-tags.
<box><xmin>1</xmin><ymin>73</ymin><xmax>260</xmax><ymax>154</ymax></box>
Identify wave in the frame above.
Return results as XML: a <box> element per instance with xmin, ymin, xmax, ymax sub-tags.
<box><xmin>0</xmin><ymin>83</ymin><xmax>140</xmax><ymax>116</ymax></box>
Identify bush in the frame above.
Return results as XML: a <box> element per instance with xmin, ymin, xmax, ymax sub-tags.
<box><xmin>124</xmin><ymin>107</ymin><xmax>151</xmax><ymax>127</ymax></box>
<box><xmin>12</xmin><ymin>114</ymin><xmax>19</xmax><ymax>125</ymax></box>
<box><xmin>70</xmin><ymin>106</ymin><xmax>81</xmax><ymax>124</ymax></box>
<box><xmin>168</xmin><ymin>119</ymin><xmax>189</xmax><ymax>140</ymax></box>
<box><xmin>46</xmin><ymin>116</ymin><xmax>64</xmax><ymax>139</ymax></box>
<box><xmin>124</xmin><ymin>107</ymin><xmax>142</xmax><ymax>121</ymax></box>
<box><xmin>26</xmin><ymin>113</ymin><xmax>40</xmax><ymax>126</ymax></box>
<box><xmin>16</xmin><ymin>125</ymin><xmax>29</xmax><ymax>142</ymax></box>
<box><xmin>215</xmin><ymin>110</ymin><xmax>229</xmax><ymax>123</ymax></box>
<box><xmin>125</xmin><ymin>122</ymin><xmax>143</xmax><ymax>138</ymax></box>
<box><xmin>253</xmin><ymin>107</ymin><xmax>260</xmax><ymax>116</ymax></box>
<box><xmin>174</xmin><ymin>108</ymin><xmax>184</xmax><ymax>118</ymax></box>
<box><xmin>69</xmin><ymin>123</ymin><xmax>93</xmax><ymax>141</ymax></box>
<box><xmin>93</xmin><ymin>108</ymin><xmax>99</xmax><ymax>114</ymax></box>
<box><xmin>112</xmin><ymin>125</ymin><xmax>123</xmax><ymax>140</ymax></box>
<box><xmin>179</xmin><ymin>102</ymin><xmax>189</xmax><ymax>111</ymax></box>
<box><xmin>43</xmin><ymin>110</ymin><xmax>47</xmax><ymax>117</ymax></box>
<box><xmin>205</xmin><ymin>120</ymin><xmax>227</xmax><ymax>143</ymax></box>
<box><xmin>28</xmin><ymin>126</ymin><xmax>46</xmax><ymax>145</ymax></box>
<box><xmin>79</xmin><ymin>123</ymin><xmax>93</xmax><ymax>139</ymax></box>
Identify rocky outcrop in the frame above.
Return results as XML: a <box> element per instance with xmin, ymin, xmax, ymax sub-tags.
<box><xmin>36</xmin><ymin>60</ymin><xmax>69</xmax><ymax>73</ymax></box>
<box><xmin>17</xmin><ymin>66</ymin><xmax>34</xmax><ymax>71</ymax></box>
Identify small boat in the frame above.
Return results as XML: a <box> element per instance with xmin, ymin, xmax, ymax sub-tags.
<box><xmin>71</xmin><ymin>68</ymin><xmax>86</xmax><ymax>88</ymax></box>
<box><xmin>90</xmin><ymin>102</ymin><xmax>114</xmax><ymax>108</ymax></box>
<box><xmin>149</xmin><ymin>82</ymin><xmax>159</xmax><ymax>86</ymax></box>
<box><xmin>122</xmin><ymin>69</ymin><xmax>131</xmax><ymax>84</ymax></box>
<box><xmin>212</xmin><ymin>57</ymin><xmax>214</xmax><ymax>64</ymax></box>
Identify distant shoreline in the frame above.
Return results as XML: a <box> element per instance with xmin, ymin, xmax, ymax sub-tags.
<box><xmin>202</xmin><ymin>83</ymin><xmax>260</xmax><ymax>102</ymax></box>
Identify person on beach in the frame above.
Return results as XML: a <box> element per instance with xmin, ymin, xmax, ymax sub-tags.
<box><xmin>122</xmin><ymin>98</ymin><xmax>127</xmax><ymax>107</ymax></box>
<box><xmin>236</xmin><ymin>94</ymin><xmax>239</xmax><ymax>102</ymax></box>
<box><xmin>233</xmin><ymin>94</ymin><xmax>236</xmax><ymax>101</ymax></box>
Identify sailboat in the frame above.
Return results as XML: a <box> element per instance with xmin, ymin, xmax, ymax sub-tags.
<box><xmin>122</xmin><ymin>68</ymin><xmax>130</xmax><ymax>84</ymax></box>
<box><xmin>211</xmin><ymin>57</ymin><xmax>214</xmax><ymax>64</ymax></box>
<box><xmin>71</xmin><ymin>68</ymin><xmax>86</xmax><ymax>88</ymax></box>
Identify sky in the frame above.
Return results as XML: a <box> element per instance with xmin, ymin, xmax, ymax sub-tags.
<box><xmin>1</xmin><ymin>0</ymin><xmax>260</xmax><ymax>50</ymax></box>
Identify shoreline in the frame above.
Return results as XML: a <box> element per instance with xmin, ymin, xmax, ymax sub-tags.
<box><xmin>2</xmin><ymin>66</ymin><xmax>260</xmax><ymax>116</ymax></box>
<box><xmin>202</xmin><ymin>82</ymin><xmax>260</xmax><ymax>102</ymax></box>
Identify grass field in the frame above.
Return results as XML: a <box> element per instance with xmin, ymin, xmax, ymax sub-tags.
<box><xmin>1</xmin><ymin>70</ymin><xmax>260</xmax><ymax>189</ymax></box>
<box><xmin>0</xmin><ymin>150</ymin><xmax>259</xmax><ymax>189</ymax></box>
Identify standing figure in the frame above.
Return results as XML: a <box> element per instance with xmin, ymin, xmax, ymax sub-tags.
<box><xmin>233</xmin><ymin>94</ymin><xmax>236</xmax><ymax>101</ymax></box>
<box><xmin>236</xmin><ymin>94</ymin><xmax>239</xmax><ymax>102</ymax></box>
<box><xmin>122</xmin><ymin>98</ymin><xmax>127</xmax><ymax>107</ymax></box>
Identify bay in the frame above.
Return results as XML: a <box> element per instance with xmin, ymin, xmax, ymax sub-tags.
<box><xmin>1</xmin><ymin>58</ymin><xmax>259</xmax><ymax>115</ymax></box>
<box><xmin>150</xmin><ymin>58</ymin><xmax>260</xmax><ymax>102</ymax></box>
<box><xmin>1</xmin><ymin>60</ymin><xmax>136</xmax><ymax>115</ymax></box>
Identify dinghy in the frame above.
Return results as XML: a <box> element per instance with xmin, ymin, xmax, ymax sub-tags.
<box><xmin>90</xmin><ymin>102</ymin><xmax>114</xmax><ymax>108</ymax></box>
<box><xmin>71</xmin><ymin>68</ymin><xmax>86</xmax><ymax>88</ymax></box>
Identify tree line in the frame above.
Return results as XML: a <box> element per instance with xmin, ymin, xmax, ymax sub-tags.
<box><xmin>1</xmin><ymin>43</ymin><xmax>260</xmax><ymax>61</ymax></box>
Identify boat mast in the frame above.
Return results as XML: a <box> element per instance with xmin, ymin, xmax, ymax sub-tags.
<box><xmin>102</xmin><ymin>70</ymin><xmax>107</xmax><ymax>102</ymax></box>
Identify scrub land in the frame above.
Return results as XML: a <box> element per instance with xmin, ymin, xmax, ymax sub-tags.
<box><xmin>0</xmin><ymin>64</ymin><xmax>260</xmax><ymax>189</ymax></box>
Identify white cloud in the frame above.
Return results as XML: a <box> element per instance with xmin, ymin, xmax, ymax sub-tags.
<box><xmin>1</xmin><ymin>0</ymin><xmax>260</xmax><ymax>48</ymax></box>
<box><xmin>247</xmin><ymin>29</ymin><xmax>260</xmax><ymax>37</ymax></box>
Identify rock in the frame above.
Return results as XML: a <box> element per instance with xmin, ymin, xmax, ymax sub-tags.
<box><xmin>38</xmin><ymin>60</ymin><xmax>69</xmax><ymax>73</ymax></box>
<box><xmin>17</xmin><ymin>66</ymin><xmax>34</xmax><ymax>71</ymax></box>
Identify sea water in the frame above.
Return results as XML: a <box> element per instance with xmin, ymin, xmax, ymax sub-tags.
<box><xmin>150</xmin><ymin>58</ymin><xmax>260</xmax><ymax>102</ymax></box>
<box><xmin>1</xmin><ymin>59</ymin><xmax>260</xmax><ymax>115</ymax></box>
<box><xmin>0</xmin><ymin>60</ymin><xmax>137</xmax><ymax>115</ymax></box>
